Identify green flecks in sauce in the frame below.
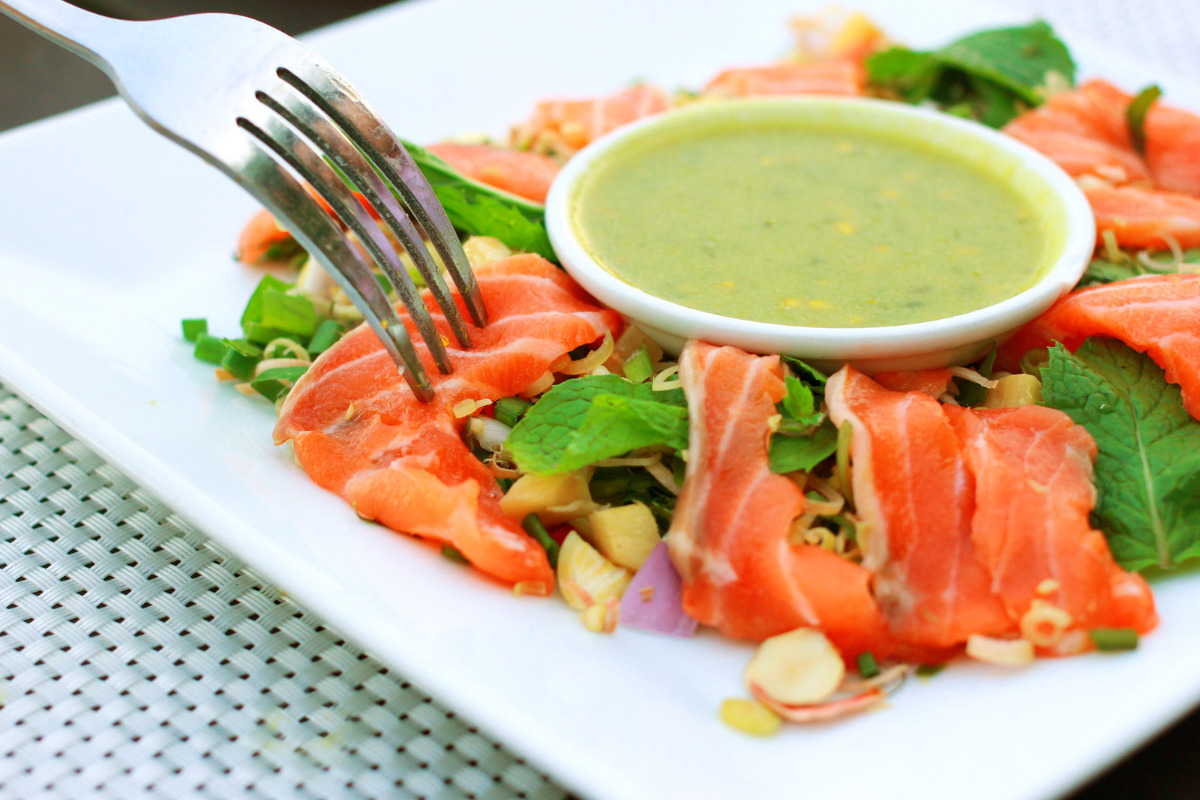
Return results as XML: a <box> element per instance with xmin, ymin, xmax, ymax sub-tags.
<box><xmin>572</xmin><ymin>118</ymin><xmax>1049</xmax><ymax>328</ymax></box>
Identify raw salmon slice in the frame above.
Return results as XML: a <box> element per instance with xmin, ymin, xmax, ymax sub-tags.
<box><xmin>425</xmin><ymin>143</ymin><xmax>560</xmax><ymax>203</ymax></box>
<box><xmin>945</xmin><ymin>405</ymin><xmax>1157</xmax><ymax>647</ymax></box>
<box><xmin>703</xmin><ymin>60</ymin><xmax>863</xmax><ymax>98</ymax></box>
<box><xmin>1084</xmin><ymin>183</ymin><xmax>1200</xmax><ymax>249</ymax></box>
<box><xmin>1004</xmin><ymin>80</ymin><xmax>1149</xmax><ymax>185</ymax></box>
<box><xmin>872</xmin><ymin>368</ymin><xmax>953</xmax><ymax>398</ymax></box>
<box><xmin>511</xmin><ymin>84</ymin><xmax>669</xmax><ymax>155</ymax></box>
<box><xmin>825</xmin><ymin>367</ymin><xmax>1011</xmax><ymax>649</ymax></box>
<box><xmin>996</xmin><ymin>273</ymin><xmax>1200</xmax><ymax>420</ymax></box>
<box><xmin>1004</xmin><ymin>79</ymin><xmax>1200</xmax><ymax>250</ymax></box>
<box><xmin>275</xmin><ymin>254</ymin><xmax>623</xmax><ymax>590</ymax></box>
<box><xmin>665</xmin><ymin>343</ymin><xmax>943</xmax><ymax>663</ymax></box>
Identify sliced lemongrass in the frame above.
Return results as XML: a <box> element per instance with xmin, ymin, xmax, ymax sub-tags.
<box><xmin>558</xmin><ymin>332</ymin><xmax>615</xmax><ymax>376</ymax></box>
<box><xmin>254</xmin><ymin>357</ymin><xmax>310</xmax><ymax>377</ymax></box>
<box><xmin>966</xmin><ymin>634</ymin><xmax>1035</xmax><ymax>666</ymax></box>
<box><xmin>521</xmin><ymin>371</ymin><xmax>555</xmax><ymax>398</ymax></box>
<box><xmin>651</xmin><ymin>364</ymin><xmax>681</xmax><ymax>391</ymax></box>
<box><xmin>452</xmin><ymin>398</ymin><xmax>493</xmax><ymax>418</ymax></box>
<box><xmin>948</xmin><ymin>365</ymin><xmax>998</xmax><ymax>389</ymax></box>
<box><xmin>262</xmin><ymin>338</ymin><xmax>311</xmax><ymax>362</ymax></box>
<box><xmin>594</xmin><ymin>452</ymin><xmax>663</xmax><ymax>468</ymax></box>
<box><xmin>644</xmin><ymin>460</ymin><xmax>682</xmax><ymax>495</ymax></box>
<box><xmin>1019</xmin><ymin>600</ymin><xmax>1074</xmax><ymax>648</ymax></box>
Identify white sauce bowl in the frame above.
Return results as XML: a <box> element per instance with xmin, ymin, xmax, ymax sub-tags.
<box><xmin>545</xmin><ymin>97</ymin><xmax>1095</xmax><ymax>373</ymax></box>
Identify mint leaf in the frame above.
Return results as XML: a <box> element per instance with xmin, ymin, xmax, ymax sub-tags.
<box><xmin>769</xmin><ymin>419</ymin><xmax>838</xmax><ymax>474</ymax></box>
<box><xmin>781</xmin><ymin>375</ymin><xmax>822</xmax><ymax>423</ymax></box>
<box><xmin>1041</xmin><ymin>339</ymin><xmax>1200</xmax><ymax>571</ymax></box>
<box><xmin>934</xmin><ymin>21</ymin><xmax>1074</xmax><ymax>106</ymax></box>
<box><xmin>867</xmin><ymin>21</ymin><xmax>1074</xmax><ymax>128</ymax></box>
<box><xmin>400</xmin><ymin>139</ymin><xmax>555</xmax><ymax>261</ymax></box>
<box><xmin>508</xmin><ymin>375</ymin><xmax>687</xmax><ymax>474</ymax></box>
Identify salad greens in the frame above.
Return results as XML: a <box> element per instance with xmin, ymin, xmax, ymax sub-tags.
<box><xmin>1041</xmin><ymin>340</ymin><xmax>1200</xmax><ymax>571</ymax></box>
<box><xmin>399</xmin><ymin>139</ymin><xmax>555</xmax><ymax>261</ymax></box>
<box><xmin>866</xmin><ymin>21</ymin><xmax>1075</xmax><ymax>127</ymax></box>
<box><xmin>506</xmin><ymin>375</ymin><xmax>688</xmax><ymax>475</ymax></box>
<box><xmin>1080</xmin><ymin>249</ymin><xmax>1200</xmax><ymax>287</ymax></box>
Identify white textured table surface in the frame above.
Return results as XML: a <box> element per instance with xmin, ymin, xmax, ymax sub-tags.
<box><xmin>1</xmin><ymin>2</ymin><xmax>1199</xmax><ymax>799</ymax></box>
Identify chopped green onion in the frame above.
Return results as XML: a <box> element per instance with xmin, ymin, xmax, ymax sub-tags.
<box><xmin>522</xmin><ymin>513</ymin><xmax>560</xmax><ymax>568</ymax></box>
<box><xmin>259</xmin><ymin>289</ymin><xmax>317</xmax><ymax>337</ymax></box>
<box><xmin>1127</xmin><ymin>84</ymin><xmax>1162</xmax><ymax>156</ymax></box>
<box><xmin>307</xmin><ymin>318</ymin><xmax>344</xmax><ymax>355</ymax></box>
<box><xmin>193</xmin><ymin>334</ymin><xmax>227</xmax><ymax>365</ymax></box>
<box><xmin>1089</xmin><ymin>627</ymin><xmax>1139</xmax><ymax>652</ymax></box>
<box><xmin>240</xmin><ymin>274</ymin><xmax>294</xmax><ymax>329</ymax></box>
<box><xmin>494</xmin><ymin>396</ymin><xmax>533</xmax><ymax>428</ymax></box>
<box><xmin>250</xmin><ymin>365</ymin><xmax>309</xmax><ymax>402</ymax></box>
<box><xmin>441</xmin><ymin>544</ymin><xmax>469</xmax><ymax>564</ymax></box>
<box><xmin>857</xmin><ymin>652</ymin><xmax>880</xmax><ymax>679</ymax></box>
<box><xmin>220</xmin><ymin>338</ymin><xmax>262</xmax><ymax>381</ymax></box>
<box><xmin>181</xmin><ymin>318</ymin><xmax>208</xmax><ymax>342</ymax></box>
<box><xmin>622</xmin><ymin>346</ymin><xmax>653</xmax><ymax>384</ymax></box>
<box><xmin>916</xmin><ymin>663</ymin><xmax>946</xmax><ymax>679</ymax></box>
<box><xmin>242</xmin><ymin>322</ymin><xmax>291</xmax><ymax>345</ymax></box>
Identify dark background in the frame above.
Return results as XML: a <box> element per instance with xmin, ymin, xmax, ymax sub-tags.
<box><xmin>1</xmin><ymin>2</ymin><xmax>1198</xmax><ymax>799</ymax></box>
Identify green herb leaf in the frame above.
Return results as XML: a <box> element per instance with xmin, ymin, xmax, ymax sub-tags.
<box><xmin>781</xmin><ymin>375</ymin><xmax>820</xmax><ymax>422</ymax></box>
<box><xmin>400</xmin><ymin>139</ymin><xmax>555</xmax><ymax>261</ymax></box>
<box><xmin>769</xmin><ymin>419</ymin><xmax>839</xmax><ymax>474</ymax></box>
<box><xmin>259</xmin><ymin>289</ymin><xmax>318</xmax><ymax>338</ymax></box>
<box><xmin>508</xmin><ymin>374</ymin><xmax>687</xmax><ymax>474</ymax></box>
<box><xmin>1041</xmin><ymin>339</ymin><xmax>1200</xmax><ymax>571</ymax></box>
<box><xmin>1126</xmin><ymin>84</ymin><xmax>1163</xmax><ymax>156</ymax></box>
<box><xmin>956</xmin><ymin>345</ymin><xmax>998</xmax><ymax>407</ymax></box>
<box><xmin>1081</xmin><ymin>251</ymin><xmax>1193</xmax><ymax>287</ymax></box>
<box><xmin>933</xmin><ymin>22</ymin><xmax>1074</xmax><ymax>105</ymax></box>
<box><xmin>867</xmin><ymin>22</ymin><xmax>1074</xmax><ymax>128</ymax></box>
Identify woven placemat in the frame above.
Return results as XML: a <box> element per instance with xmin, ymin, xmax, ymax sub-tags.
<box><xmin>0</xmin><ymin>386</ymin><xmax>566</xmax><ymax>800</ymax></box>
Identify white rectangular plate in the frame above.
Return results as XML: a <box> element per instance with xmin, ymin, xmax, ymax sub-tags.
<box><xmin>3</xmin><ymin>1</ymin><xmax>1200</xmax><ymax>798</ymax></box>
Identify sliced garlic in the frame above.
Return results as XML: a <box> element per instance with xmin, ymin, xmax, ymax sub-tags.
<box><xmin>743</xmin><ymin>628</ymin><xmax>845</xmax><ymax>706</ymax></box>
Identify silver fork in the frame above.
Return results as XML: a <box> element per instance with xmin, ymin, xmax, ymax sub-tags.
<box><xmin>0</xmin><ymin>0</ymin><xmax>489</xmax><ymax>402</ymax></box>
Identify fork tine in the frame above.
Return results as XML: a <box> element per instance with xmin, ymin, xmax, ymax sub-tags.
<box><xmin>237</xmin><ymin>104</ymin><xmax>454</xmax><ymax>375</ymax></box>
<box><xmin>277</xmin><ymin>65</ymin><xmax>489</xmax><ymax>330</ymax></box>
<box><xmin>253</xmin><ymin>82</ymin><xmax>474</xmax><ymax>353</ymax></box>
<box><xmin>228</xmin><ymin>134</ymin><xmax>435</xmax><ymax>402</ymax></box>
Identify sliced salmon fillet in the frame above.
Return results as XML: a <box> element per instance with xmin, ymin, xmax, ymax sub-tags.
<box><xmin>825</xmin><ymin>368</ymin><xmax>1011</xmax><ymax>649</ymax></box>
<box><xmin>1004</xmin><ymin>79</ymin><xmax>1200</xmax><ymax>250</ymax></box>
<box><xmin>274</xmin><ymin>254</ymin><xmax>623</xmax><ymax>590</ymax></box>
<box><xmin>703</xmin><ymin>60</ymin><xmax>863</xmax><ymax>98</ymax></box>
<box><xmin>665</xmin><ymin>343</ymin><xmax>943</xmax><ymax>663</ymax></box>
<box><xmin>1004</xmin><ymin>80</ymin><xmax>1149</xmax><ymax>185</ymax></box>
<box><xmin>1084</xmin><ymin>183</ymin><xmax>1200</xmax><ymax>249</ymax></box>
<box><xmin>511</xmin><ymin>84</ymin><xmax>669</xmax><ymax>155</ymax></box>
<box><xmin>945</xmin><ymin>405</ymin><xmax>1157</xmax><ymax>646</ymax></box>
<box><xmin>996</xmin><ymin>273</ymin><xmax>1200</xmax><ymax>420</ymax></box>
<box><xmin>872</xmin><ymin>368</ymin><xmax>953</xmax><ymax>398</ymax></box>
<box><xmin>1144</xmin><ymin>98</ymin><xmax>1200</xmax><ymax>196</ymax></box>
<box><xmin>425</xmin><ymin>143</ymin><xmax>560</xmax><ymax>203</ymax></box>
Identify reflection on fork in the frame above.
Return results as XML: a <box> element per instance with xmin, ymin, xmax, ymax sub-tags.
<box><xmin>0</xmin><ymin>0</ymin><xmax>487</xmax><ymax>402</ymax></box>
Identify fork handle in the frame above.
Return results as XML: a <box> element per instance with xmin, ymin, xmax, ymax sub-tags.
<box><xmin>0</xmin><ymin>0</ymin><xmax>129</xmax><ymax>70</ymax></box>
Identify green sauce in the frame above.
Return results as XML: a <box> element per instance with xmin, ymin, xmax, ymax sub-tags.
<box><xmin>571</xmin><ymin>106</ymin><xmax>1053</xmax><ymax>328</ymax></box>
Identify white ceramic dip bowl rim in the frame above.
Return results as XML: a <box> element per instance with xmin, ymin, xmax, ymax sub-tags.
<box><xmin>544</xmin><ymin>96</ymin><xmax>1096</xmax><ymax>373</ymax></box>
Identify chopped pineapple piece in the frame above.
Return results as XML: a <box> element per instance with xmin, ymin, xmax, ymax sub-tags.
<box><xmin>499</xmin><ymin>469</ymin><xmax>597</xmax><ymax>525</ymax></box>
<box><xmin>983</xmin><ymin>373</ymin><xmax>1043</xmax><ymax>408</ymax></box>
<box><xmin>586</xmin><ymin>502</ymin><xmax>660</xmax><ymax>571</ymax></box>
<box><xmin>557</xmin><ymin>531</ymin><xmax>632</xmax><ymax>611</ymax></box>
<box><xmin>462</xmin><ymin>236</ymin><xmax>513</xmax><ymax>269</ymax></box>
<box><xmin>744</xmin><ymin>628</ymin><xmax>844</xmax><ymax>706</ymax></box>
